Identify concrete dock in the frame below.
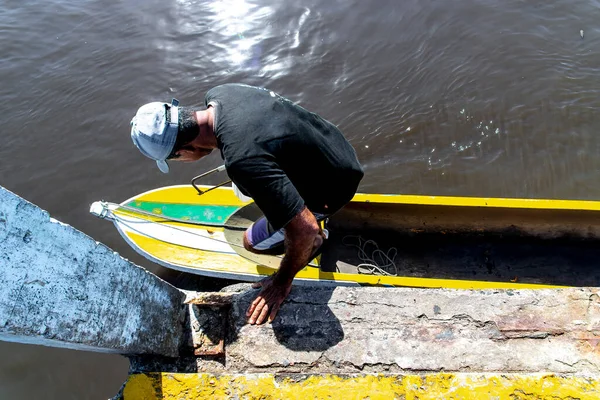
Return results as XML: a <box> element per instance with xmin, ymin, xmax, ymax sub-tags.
<box><xmin>0</xmin><ymin>185</ymin><xmax>185</xmax><ymax>357</ymax></box>
<box><xmin>2</xmin><ymin>184</ymin><xmax>600</xmax><ymax>399</ymax></box>
<box><xmin>121</xmin><ymin>286</ymin><xmax>600</xmax><ymax>399</ymax></box>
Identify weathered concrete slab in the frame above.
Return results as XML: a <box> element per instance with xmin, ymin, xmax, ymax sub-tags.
<box><xmin>0</xmin><ymin>185</ymin><xmax>186</xmax><ymax>356</ymax></box>
<box><xmin>214</xmin><ymin>286</ymin><xmax>600</xmax><ymax>374</ymax></box>
<box><xmin>121</xmin><ymin>372</ymin><xmax>600</xmax><ymax>399</ymax></box>
<box><xmin>126</xmin><ymin>283</ymin><xmax>600</xmax><ymax>399</ymax></box>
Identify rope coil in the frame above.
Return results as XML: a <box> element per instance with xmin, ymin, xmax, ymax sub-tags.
<box><xmin>342</xmin><ymin>235</ymin><xmax>399</xmax><ymax>276</ymax></box>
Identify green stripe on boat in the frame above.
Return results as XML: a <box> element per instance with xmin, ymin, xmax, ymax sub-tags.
<box><xmin>125</xmin><ymin>201</ymin><xmax>239</xmax><ymax>225</ymax></box>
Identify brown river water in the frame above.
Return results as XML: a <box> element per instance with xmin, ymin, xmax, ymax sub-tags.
<box><xmin>2</xmin><ymin>0</ymin><xmax>600</xmax><ymax>397</ymax></box>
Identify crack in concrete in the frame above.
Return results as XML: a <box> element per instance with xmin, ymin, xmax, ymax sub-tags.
<box><xmin>416</xmin><ymin>313</ymin><xmax>496</xmax><ymax>328</ymax></box>
<box><xmin>587</xmin><ymin>293</ymin><xmax>600</xmax><ymax>314</ymax></box>
<box><xmin>554</xmin><ymin>358</ymin><xmax>600</xmax><ymax>373</ymax></box>
<box><xmin>217</xmin><ymin>355</ymin><xmax>587</xmax><ymax>375</ymax></box>
<box><xmin>496</xmin><ymin>330</ymin><xmax>565</xmax><ymax>340</ymax></box>
<box><xmin>286</xmin><ymin>299</ymin><xmax>407</xmax><ymax>308</ymax></box>
<box><xmin>5</xmin><ymin>273</ymin><xmax>28</xmax><ymax>328</ymax></box>
<box><xmin>414</xmin><ymin>312</ymin><xmax>572</xmax><ymax>341</ymax></box>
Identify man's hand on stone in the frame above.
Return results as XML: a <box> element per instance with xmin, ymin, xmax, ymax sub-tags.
<box><xmin>246</xmin><ymin>274</ymin><xmax>292</xmax><ymax>325</ymax></box>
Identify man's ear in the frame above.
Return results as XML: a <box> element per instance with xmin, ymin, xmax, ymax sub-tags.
<box><xmin>177</xmin><ymin>148</ymin><xmax>195</xmax><ymax>159</ymax></box>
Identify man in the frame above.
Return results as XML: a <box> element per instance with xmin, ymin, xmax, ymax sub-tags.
<box><xmin>130</xmin><ymin>83</ymin><xmax>363</xmax><ymax>324</ymax></box>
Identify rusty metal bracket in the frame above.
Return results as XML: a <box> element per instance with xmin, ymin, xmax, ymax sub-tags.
<box><xmin>186</xmin><ymin>292</ymin><xmax>234</xmax><ymax>357</ymax></box>
<box><xmin>193</xmin><ymin>306</ymin><xmax>229</xmax><ymax>357</ymax></box>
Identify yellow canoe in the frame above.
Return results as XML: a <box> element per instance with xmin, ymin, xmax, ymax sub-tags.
<box><xmin>91</xmin><ymin>184</ymin><xmax>600</xmax><ymax>290</ymax></box>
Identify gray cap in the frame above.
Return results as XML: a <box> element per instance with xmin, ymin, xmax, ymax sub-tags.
<box><xmin>130</xmin><ymin>99</ymin><xmax>180</xmax><ymax>173</ymax></box>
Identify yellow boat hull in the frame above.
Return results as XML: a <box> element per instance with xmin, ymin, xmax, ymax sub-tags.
<box><xmin>93</xmin><ymin>184</ymin><xmax>600</xmax><ymax>289</ymax></box>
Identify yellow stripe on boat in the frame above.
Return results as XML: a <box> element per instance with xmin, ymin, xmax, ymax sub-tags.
<box><xmin>129</xmin><ymin>184</ymin><xmax>600</xmax><ymax>211</ymax></box>
<box><xmin>130</xmin><ymin>184</ymin><xmax>248</xmax><ymax>206</ymax></box>
<box><xmin>125</xmin><ymin>231</ymin><xmax>561</xmax><ymax>290</ymax></box>
<box><xmin>353</xmin><ymin>192</ymin><xmax>600</xmax><ymax>211</ymax></box>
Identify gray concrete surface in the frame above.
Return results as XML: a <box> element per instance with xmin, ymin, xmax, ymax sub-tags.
<box><xmin>213</xmin><ymin>286</ymin><xmax>600</xmax><ymax>374</ymax></box>
<box><xmin>0</xmin><ymin>185</ymin><xmax>186</xmax><ymax>356</ymax></box>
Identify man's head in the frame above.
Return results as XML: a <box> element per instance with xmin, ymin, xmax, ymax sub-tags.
<box><xmin>130</xmin><ymin>100</ymin><xmax>210</xmax><ymax>173</ymax></box>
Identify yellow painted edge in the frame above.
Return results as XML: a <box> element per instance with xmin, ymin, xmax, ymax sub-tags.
<box><xmin>123</xmin><ymin>372</ymin><xmax>600</xmax><ymax>400</ymax></box>
<box><xmin>353</xmin><ymin>192</ymin><xmax>600</xmax><ymax>211</ymax></box>
<box><xmin>125</xmin><ymin>231</ymin><xmax>257</xmax><ymax>273</ymax></box>
<box><xmin>125</xmin><ymin>184</ymin><xmax>600</xmax><ymax>211</ymax></box>
<box><xmin>125</xmin><ymin>231</ymin><xmax>563</xmax><ymax>289</ymax></box>
<box><xmin>128</xmin><ymin>185</ymin><xmax>247</xmax><ymax>206</ymax></box>
<box><xmin>295</xmin><ymin>267</ymin><xmax>563</xmax><ymax>289</ymax></box>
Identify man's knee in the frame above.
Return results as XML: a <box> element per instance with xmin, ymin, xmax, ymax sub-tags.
<box><xmin>243</xmin><ymin>228</ymin><xmax>286</xmax><ymax>255</ymax></box>
<box><xmin>243</xmin><ymin>230</ymin><xmax>258</xmax><ymax>253</ymax></box>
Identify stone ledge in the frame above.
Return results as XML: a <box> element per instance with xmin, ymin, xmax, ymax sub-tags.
<box><xmin>0</xmin><ymin>185</ymin><xmax>186</xmax><ymax>356</ymax></box>
<box><xmin>219</xmin><ymin>286</ymin><xmax>600</xmax><ymax>374</ymax></box>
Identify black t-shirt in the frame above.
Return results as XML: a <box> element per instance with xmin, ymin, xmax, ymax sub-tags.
<box><xmin>205</xmin><ymin>83</ymin><xmax>364</xmax><ymax>230</ymax></box>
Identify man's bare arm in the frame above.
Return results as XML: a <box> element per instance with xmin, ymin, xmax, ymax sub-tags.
<box><xmin>246</xmin><ymin>207</ymin><xmax>323</xmax><ymax>324</ymax></box>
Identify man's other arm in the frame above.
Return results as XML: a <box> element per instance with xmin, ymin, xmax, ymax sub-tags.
<box><xmin>246</xmin><ymin>206</ymin><xmax>324</xmax><ymax>324</ymax></box>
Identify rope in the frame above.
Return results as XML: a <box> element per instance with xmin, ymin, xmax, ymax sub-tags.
<box><xmin>342</xmin><ymin>235</ymin><xmax>399</xmax><ymax>276</ymax></box>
